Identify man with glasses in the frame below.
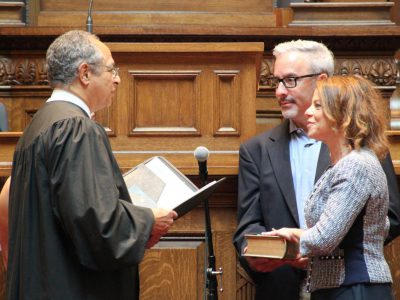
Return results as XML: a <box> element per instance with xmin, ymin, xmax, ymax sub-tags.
<box><xmin>233</xmin><ymin>39</ymin><xmax>400</xmax><ymax>300</ymax></box>
<box><xmin>7</xmin><ymin>30</ymin><xmax>177</xmax><ymax>300</ymax></box>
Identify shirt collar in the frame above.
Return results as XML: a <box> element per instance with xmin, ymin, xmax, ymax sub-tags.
<box><xmin>289</xmin><ymin>119</ymin><xmax>305</xmax><ymax>135</ymax></box>
<box><xmin>289</xmin><ymin>120</ymin><xmax>318</xmax><ymax>142</ymax></box>
<box><xmin>46</xmin><ymin>89</ymin><xmax>91</xmax><ymax>118</ymax></box>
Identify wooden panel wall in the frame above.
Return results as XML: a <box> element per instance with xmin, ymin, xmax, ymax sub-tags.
<box><xmin>139</xmin><ymin>204</ymin><xmax>239</xmax><ymax>300</ymax></box>
<box><xmin>0</xmin><ymin>42</ymin><xmax>263</xmax><ymax>299</ymax></box>
<box><xmin>0</xmin><ymin>43</ymin><xmax>263</xmax><ymax>177</ymax></box>
<box><xmin>0</xmin><ymin>2</ymin><xmax>25</xmax><ymax>26</ymax></box>
<box><xmin>28</xmin><ymin>0</ymin><xmax>276</xmax><ymax>28</ymax></box>
<box><xmin>140</xmin><ymin>239</ymin><xmax>206</xmax><ymax>299</ymax></box>
<box><xmin>1</xmin><ymin>27</ymin><xmax>400</xmax><ymax>299</ymax></box>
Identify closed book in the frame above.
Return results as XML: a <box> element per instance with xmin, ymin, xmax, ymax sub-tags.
<box><xmin>243</xmin><ymin>234</ymin><xmax>299</xmax><ymax>259</ymax></box>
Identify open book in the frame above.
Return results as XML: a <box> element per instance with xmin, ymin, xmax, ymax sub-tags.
<box><xmin>123</xmin><ymin>156</ymin><xmax>225</xmax><ymax>218</ymax></box>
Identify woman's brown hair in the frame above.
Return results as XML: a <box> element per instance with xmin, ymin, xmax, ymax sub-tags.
<box><xmin>315</xmin><ymin>75</ymin><xmax>389</xmax><ymax>160</ymax></box>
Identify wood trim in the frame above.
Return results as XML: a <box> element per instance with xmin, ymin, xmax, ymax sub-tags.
<box><xmin>0</xmin><ymin>25</ymin><xmax>400</xmax><ymax>38</ymax></box>
<box><xmin>0</xmin><ymin>1</ymin><xmax>25</xmax><ymax>26</ymax></box>
<box><xmin>107</xmin><ymin>42</ymin><xmax>266</xmax><ymax>53</ymax></box>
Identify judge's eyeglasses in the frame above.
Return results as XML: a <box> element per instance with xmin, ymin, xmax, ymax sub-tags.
<box><xmin>88</xmin><ymin>63</ymin><xmax>119</xmax><ymax>79</ymax></box>
<box><xmin>103</xmin><ymin>65</ymin><xmax>119</xmax><ymax>79</ymax></box>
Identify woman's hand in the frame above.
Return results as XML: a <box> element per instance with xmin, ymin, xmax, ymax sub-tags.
<box><xmin>259</xmin><ymin>227</ymin><xmax>308</xmax><ymax>270</ymax></box>
<box><xmin>261</xmin><ymin>227</ymin><xmax>304</xmax><ymax>243</ymax></box>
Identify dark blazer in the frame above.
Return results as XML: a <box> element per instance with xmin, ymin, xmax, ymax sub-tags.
<box><xmin>233</xmin><ymin>119</ymin><xmax>400</xmax><ymax>300</ymax></box>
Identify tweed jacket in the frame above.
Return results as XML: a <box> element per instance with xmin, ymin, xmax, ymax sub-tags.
<box><xmin>300</xmin><ymin>148</ymin><xmax>392</xmax><ymax>292</ymax></box>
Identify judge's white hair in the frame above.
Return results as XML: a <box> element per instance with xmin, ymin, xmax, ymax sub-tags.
<box><xmin>46</xmin><ymin>30</ymin><xmax>104</xmax><ymax>87</ymax></box>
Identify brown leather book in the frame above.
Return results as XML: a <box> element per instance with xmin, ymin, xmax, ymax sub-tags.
<box><xmin>243</xmin><ymin>234</ymin><xmax>299</xmax><ymax>259</ymax></box>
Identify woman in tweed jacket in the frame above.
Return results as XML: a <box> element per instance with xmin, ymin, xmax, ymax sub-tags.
<box><xmin>265</xmin><ymin>75</ymin><xmax>394</xmax><ymax>299</ymax></box>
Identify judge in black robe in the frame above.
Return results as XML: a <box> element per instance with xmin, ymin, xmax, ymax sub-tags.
<box><xmin>7</xmin><ymin>30</ymin><xmax>177</xmax><ymax>300</ymax></box>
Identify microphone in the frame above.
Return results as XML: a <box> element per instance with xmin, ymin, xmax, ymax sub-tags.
<box><xmin>86</xmin><ymin>0</ymin><xmax>94</xmax><ymax>33</ymax></box>
<box><xmin>194</xmin><ymin>146</ymin><xmax>209</xmax><ymax>185</ymax></box>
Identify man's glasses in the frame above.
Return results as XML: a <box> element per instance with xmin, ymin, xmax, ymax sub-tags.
<box><xmin>88</xmin><ymin>63</ymin><xmax>119</xmax><ymax>78</ymax></box>
<box><xmin>104</xmin><ymin>65</ymin><xmax>119</xmax><ymax>79</ymax></box>
<box><xmin>271</xmin><ymin>73</ymin><xmax>321</xmax><ymax>89</ymax></box>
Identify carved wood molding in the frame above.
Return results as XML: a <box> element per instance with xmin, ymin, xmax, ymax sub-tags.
<box><xmin>0</xmin><ymin>57</ymin><xmax>48</xmax><ymax>86</ymax></box>
<box><xmin>1</xmin><ymin>56</ymin><xmax>397</xmax><ymax>89</ymax></box>
<box><xmin>259</xmin><ymin>56</ymin><xmax>397</xmax><ymax>89</ymax></box>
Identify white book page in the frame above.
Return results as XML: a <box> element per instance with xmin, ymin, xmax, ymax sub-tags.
<box><xmin>145</xmin><ymin>157</ymin><xmax>195</xmax><ymax>209</ymax></box>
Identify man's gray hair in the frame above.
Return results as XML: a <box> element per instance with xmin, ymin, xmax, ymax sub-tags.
<box><xmin>273</xmin><ymin>39</ymin><xmax>335</xmax><ymax>76</ymax></box>
<box><xmin>46</xmin><ymin>30</ymin><xmax>104</xmax><ymax>87</ymax></box>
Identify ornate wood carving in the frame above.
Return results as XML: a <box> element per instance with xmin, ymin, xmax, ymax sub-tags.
<box><xmin>1</xmin><ymin>55</ymin><xmax>395</xmax><ymax>88</ymax></box>
<box><xmin>336</xmin><ymin>58</ymin><xmax>397</xmax><ymax>85</ymax></box>
<box><xmin>259</xmin><ymin>56</ymin><xmax>397</xmax><ymax>89</ymax></box>
<box><xmin>0</xmin><ymin>57</ymin><xmax>47</xmax><ymax>86</ymax></box>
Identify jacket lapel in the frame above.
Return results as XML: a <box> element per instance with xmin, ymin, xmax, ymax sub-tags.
<box><xmin>315</xmin><ymin>143</ymin><xmax>330</xmax><ymax>182</ymax></box>
<box><xmin>268</xmin><ymin>120</ymin><xmax>300</xmax><ymax>227</ymax></box>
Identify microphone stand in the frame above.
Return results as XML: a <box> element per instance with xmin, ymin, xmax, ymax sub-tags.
<box><xmin>199</xmin><ymin>169</ymin><xmax>222</xmax><ymax>300</ymax></box>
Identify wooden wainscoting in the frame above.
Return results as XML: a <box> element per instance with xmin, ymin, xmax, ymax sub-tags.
<box><xmin>139</xmin><ymin>201</ymin><xmax>239</xmax><ymax>299</ymax></box>
<box><xmin>139</xmin><ymin>238</ymin><xmax>206</xmax><ymax>299</ymax></box>
<box><xmin>28</xmin><ymin>0</ymin><xmax>276</xmax><ymax>28</ymax></box>
<box><xmin>0</xmin><ymin>42</ymin><xmax>264</xmax><ymax>176</ymax></box>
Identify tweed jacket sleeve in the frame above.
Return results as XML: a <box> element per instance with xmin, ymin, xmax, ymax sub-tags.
<box><xmin>300</xmin><ymin>149</ymin><xmax>392</xmax><ymax>291</ymax></box>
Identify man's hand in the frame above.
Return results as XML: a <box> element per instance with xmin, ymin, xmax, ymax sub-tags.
<box><xmin>244</xmin><ymin>246</ymin><xmax>308</xmax><ymax>272</ymax></box>
<box><xmin>287</xmin><ymin>257</ymin><xmax>309</xmax><ymax>270</ymax></box>
<box><xmin>244</xmin><ymin>227</ymin><xmax>309</xmax><ymax>272</ymax></box>
<box><xmin>146</xmin><ymin>208</ymin><xmax>178</xmax><ymax>249</ymax></box>
<box><xmin>244</xmin><ymin>249</ymin><xmax>288</xmax><ymax>272</ymax></box>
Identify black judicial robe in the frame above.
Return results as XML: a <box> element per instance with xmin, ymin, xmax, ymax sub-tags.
<box><xmin>7</xmin><ymin>101</ymin><xmax>154</xmax><ymax>300</ymax></box>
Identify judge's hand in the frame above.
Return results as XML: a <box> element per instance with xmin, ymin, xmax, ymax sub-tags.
<box><xmin>146</xmin><ymin>208</ymin><xmax>178</xmax><ymax>249</ymax></box>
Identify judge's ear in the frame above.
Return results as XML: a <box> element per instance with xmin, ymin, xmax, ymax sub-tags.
<box><xmin>78</xmin><ymin>63</ymin><xmax>91</xmax><ymax>85</ymax></box>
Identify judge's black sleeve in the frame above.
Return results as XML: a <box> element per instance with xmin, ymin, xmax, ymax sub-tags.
<box><xmin>8</xmin><ymin>102</ymin><xmax>154</xmax><ymax>300</ymax></box>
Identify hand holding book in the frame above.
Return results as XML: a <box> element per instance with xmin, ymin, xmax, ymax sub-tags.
<box><xmin>262</xmin><ymin>227</ymin><xmax>304</xmax><ymax>245</ymax></box>
<box><xmin>244</xmin><ymin>228</ymin><xmax>308</xmax><ymax>270</ymax></box>
<box><xmin>243</xmin><ymin>248</ymin><xmax>292</xmax><ymax>272</ymax></box>
<box><xmin>146</xmin><ymin>208</ymin><xmax>178</xmax><ymax>249</ymax></box>
<box><xmin>244</xmin><ymin>228</ymin><xmax>304</xmax><ymax>260</ymax></box>
<box><xmin>123</xmin><ymin>156</ymin><xmax>225</xmax><ymax>218</ymax></box>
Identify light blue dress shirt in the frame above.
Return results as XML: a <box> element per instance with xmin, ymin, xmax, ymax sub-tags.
<box><xmin>289</xmin><ymin>121</ymin><xmax>321</xmax><ymax>229</ymax></box>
